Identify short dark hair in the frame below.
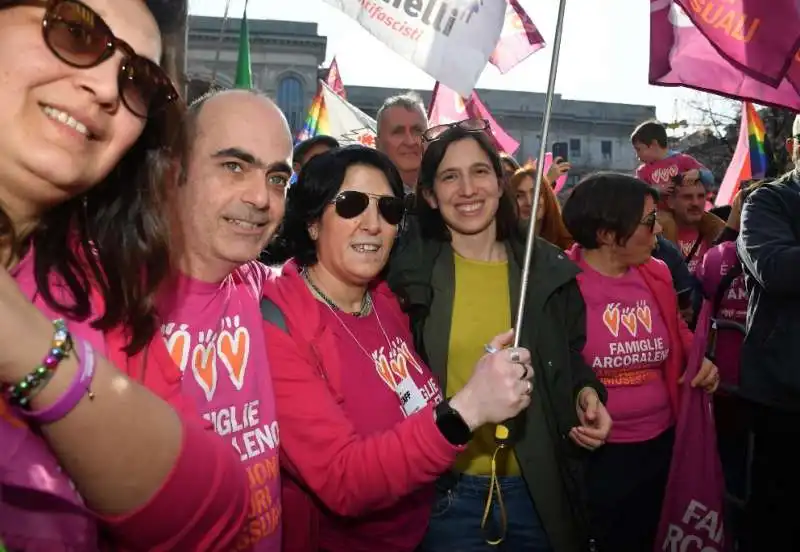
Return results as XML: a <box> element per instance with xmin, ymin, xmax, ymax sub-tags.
<box><xmin>263</xmin><ymin>145</ymin><xmax>405</xmax><ymax>267</ymax></box>
<box><xmin>293</xmin><ymin>135</ymin><xmax>340</xmax><ymax>164</ymax></box>
<box><xmin>631</xmin><ymin>120</ymin><xmax>668</xmax><ymax>148</ymax></box>
<box><xmin>563</xmin><ymin>172</ymin><xmax>659</xmax><ymax>249</ymax></box>
<box><xmin>415</xmin><ymin>128</ymin><xmax>520</xmax><ymax>243</ymax></box>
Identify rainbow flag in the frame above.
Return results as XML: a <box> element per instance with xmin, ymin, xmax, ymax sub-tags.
<box><xmin>295</xmin><ymin>81</ymin><xmax>377</xmax><ymax>147</ymax></box>
<box><xmin>716</xmin><ymin>102</ymin><xmax>768</xmax><ymax>206</ymax></box>
<box><xmin>296</xmin><ymin>86</ymin><xmax>328</xmax><ymax>142</ymax></box>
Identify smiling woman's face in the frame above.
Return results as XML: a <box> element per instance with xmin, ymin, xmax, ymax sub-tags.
<box><xmin>424</xmin><ymin>137</ymin><xmax>502</xmax><ymax>240</ymax></box>
<box><xmin>0</xmin><ymin>0</ymin><xmax>160</xmax><ymax>219</ymax></box>
<box><xmin>311</xmin><ymin>164</ymin><xmax>400</xmax><ymax>287</ymax></box>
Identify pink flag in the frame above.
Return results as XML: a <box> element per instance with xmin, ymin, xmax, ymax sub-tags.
<box><xmin>489</xmin><ymin>0</ymin><xmax>546</xmax><ymax>74</ymax></box>
<box><xmin>674</xmin><ymin>0</ymin><xmax>800</xmax><ymax>86</ymax></box>
<box><xmin>650</xmin><ymin>0</ymin><xmax>800</xmax><ymax>111</ymax></box>
<box><xmin>428</xmin><ymin>82</ymin><xmax>520</xmax><ymax>155</ymax></box>
<box><xmin>715</xmin><ymin>102</ymin><xmax>759</xmax><ymax>206</ymax></box>
<box><xmin>326</xmin><ymin>57</ymin><xmax>346</xmax><ymax>99</ymax></box>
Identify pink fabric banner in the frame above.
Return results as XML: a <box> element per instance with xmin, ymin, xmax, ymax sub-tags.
<box><xmin>489</xmin><ymin>0</ymin><xmax>546</xmax><ymax>74</ymax></box>
<box><xmin>326</xmin><ymin>57</ymin><xmax>346</xmax><ymax>99</ymax></box>
<box><xmin>428</xmin><ymin>82</ymin><xmax>520</xmax><ymax>155</ymax></box>
<box><xmin>674</xmin><ymin>0</ymin><xmax>800</xmax><ymax>86</ymax></box>
<box><xmin>650</xmin><ymin>0</ymin><xmax>800</xmax><ymax>111</ymax></box>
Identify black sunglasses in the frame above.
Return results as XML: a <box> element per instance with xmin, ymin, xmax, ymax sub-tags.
<box><xmin>640</xmin><ymin>210</ymin><xmax>658</xmax><ymax>232</ymax></box>
<box><xmin>422</xmin><ymin>118</ymin><xmax>490</xmax><ymax>143</ymax></box>
<box><xmin>331</xmin><ymin>191</ymin><xmax>406</xmax><ymax>226</ymax></box>
<box><xmin>9</xmin><ymin>0</ymin><xmax>179</xmax><ymax>118</ymax></box>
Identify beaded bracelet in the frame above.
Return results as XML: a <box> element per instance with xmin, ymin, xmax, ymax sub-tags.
<box><xmin>4</xmin><ymin>319</ymin><xmax>73</xmax><ymax>408</ymax></box>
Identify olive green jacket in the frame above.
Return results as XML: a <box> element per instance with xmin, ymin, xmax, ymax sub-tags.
<box><xmin>387</xmin><ymin>230</ymin><xmax>606</xmax><ymax>552</ymax></box>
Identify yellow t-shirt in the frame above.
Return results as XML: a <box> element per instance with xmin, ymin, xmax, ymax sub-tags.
<box><xmin>447</xmin><ymin>253</ymin><xmax>521</xmax><ymax>476</ymax></box>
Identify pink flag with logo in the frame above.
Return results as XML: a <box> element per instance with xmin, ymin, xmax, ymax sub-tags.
<box><xmin>428</xmin><ymin>82</ymin><xmax>520</xmax><ymax>155</ymax></box>
<box><xmin>489</xmin><ymin>0</ymin><xmax>546</xmax><ymax>74</ymax></box>
<box><xmin>674</xmin><ymin>0</ymin><xmax>800</xmax><ymax>86</ymax></box>
<box><xmin>650</xmin><ymin>0</ymin><xmax>800</xmax><ymax>111</ymax></box>
<box><xmin>326</xmin><ymin>57</ymin><xmax>346</xmax><ymax>99</ymax></box>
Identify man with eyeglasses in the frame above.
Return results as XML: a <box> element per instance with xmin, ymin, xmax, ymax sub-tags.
<box><xmin>736</xmin><ymin>115</ymin><xmax>800</xmax><ymax>552</ymax></box>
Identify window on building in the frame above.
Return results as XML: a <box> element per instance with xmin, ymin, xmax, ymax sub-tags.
<box><xmin>601</xmin><ymin>140</ymin><xmax>613</xmax><ymax>161</ymax></box>
<box><xmin>276</xmin><ymin>76</ymin><xmax>304</xmax><ymax>133</ymax></box>
<box><xmin>569</xmin><ymin>138</ymin><xmax>582</xmax><ymax>157</ymax></box>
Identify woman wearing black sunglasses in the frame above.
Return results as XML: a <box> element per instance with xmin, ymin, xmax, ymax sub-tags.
<box><xmin>0</xmin><ymin>1</ymin><xmax>248</xmax><ymax>550</ymax></box>
<box><xmin>561</xmin><ymin>172</ymin><xmax>719</xmax><ymax>552</ymax></box>
<box><xmin>387</xmin><ymin>122</ymin><xmax>610</xmax><ymax>552</ymax></box>
<box><xmin>261</xmin><ymin>145</ymin><xmax>535</xmax><ymax>552</ymax></box>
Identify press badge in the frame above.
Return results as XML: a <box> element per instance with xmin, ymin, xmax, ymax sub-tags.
<box><xmin>396</xmin><ymin>376</ymin><xmax>427</xmax><ymax>417</ymax></box>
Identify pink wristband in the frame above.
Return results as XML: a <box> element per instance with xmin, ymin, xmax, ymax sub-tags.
<box><xmin>21</xmin><ymin>338</ymin><xmax>96</xmax><ymax>424</ymax></box>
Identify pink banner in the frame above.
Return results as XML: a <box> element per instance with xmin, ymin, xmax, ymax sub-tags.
<box><xmin>650</xmin><ymin>0</ymin><xmax>800</xmax><ymax>111</ymax></box>
<box><xmin>489</xmin><ymin>0</ymin><xmax>546</xmax><ymax>74</ymax></box>
<box><xmin>716</xmin><ymin>102</ymin><xmax>752</xmax><ymax>207</ymax></box>
<box><xmin>674</xmin><ymin>0</ymin><xmax>800</xmax><ymax>86</ymax></box>
<box><xmin>326</xmin><ymin>57</ymin><xmax>346</xmax><ymax>99</ymax></box>
<box><xmin>428</xmin><ymin>82</ymin><xmax>520</xmax><ymax>155</ymax></box>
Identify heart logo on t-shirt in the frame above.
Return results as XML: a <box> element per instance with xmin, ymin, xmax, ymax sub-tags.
<box><xmin>621</xmin><ymin>312</ymin><xmax>638</xmax><ymax>337</ymax></box>
<box><xmin>218</xmin><ymin>325</ymin><xmax>250</xmax><ymax>391</ymax></box>
<box><xmin>636</xmin><ymin>305</ymin><xmax>653</xmax><ymax>333</ymax></box>
<box><xmin>191</xmin><ymin>337</ymin><xmax>217</xmax><ymax>401</ymax></box>
<box><xmin>602</xmin><ymin>304</ymin><xmax>620</xmax><ymax>337</ymax></box>
<box><xmin>164</xmin><ymin>324</ymin><xmax>190</xmax><ymax>373</ymax></box>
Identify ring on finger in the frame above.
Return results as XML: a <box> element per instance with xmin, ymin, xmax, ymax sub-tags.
<box><xmin>484</xmin><ymin>344</ymin><xmax>499</xmax><ymax>355</ymax></box>
<box><xmin>508</xmin><ymin>349</ymin><xmax>522</xmax><ymax>363</ymax></box>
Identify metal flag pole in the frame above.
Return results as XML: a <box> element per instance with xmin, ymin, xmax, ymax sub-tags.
<box><xmin>512</xmin><ymin>0</ymin><xmax>569</xmax><ymax>348</ymax></box>
<box><xmin>209</xmin><ymin>0</ymin><xmax>234</xmax><ymax>90</ymax></box>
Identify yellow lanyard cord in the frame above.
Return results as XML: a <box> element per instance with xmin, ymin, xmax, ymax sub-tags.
<box><xmin>481</xmin><ymin>445</ymin><xmax>509</xmax><ymax>546</ymax></box>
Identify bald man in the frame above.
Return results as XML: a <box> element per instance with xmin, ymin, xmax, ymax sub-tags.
<box><xmin>158</xmin><ymin>89</ymin><xmax>293</xmax><ymax>551</ymax></box>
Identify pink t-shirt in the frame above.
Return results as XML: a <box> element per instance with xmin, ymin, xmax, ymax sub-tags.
<box><xmin>160</xmin><ymin>261</ymin><xmax>281</xmax><ymax>552</ymax></box>
<box><xmin>2</xmin><ymin>252</ymin><xmax>103</xmax><ymax>551</ymax></box>
<box><xmin>317</xmin><ymin>298</ymin><xmax>444</xmax><ymax>552</ymax></box>
<box><xmin>576</xmin><ymin>256</ymin><xmax>674</xmax><ymax>443</ymax></box>
<box><xmin>636</xmin><ymin>153</ymin><xmax>704</xmax><ymax>206</ymax></box>
<box><xmin>676</xmin><ymin>226</ymin><xmax>709</xmax><ymax>275</ymax></box>
<box><xmin>698</xmin><ymin>242</ymin><xmax>747</xmax><ymax>387</ymax></box>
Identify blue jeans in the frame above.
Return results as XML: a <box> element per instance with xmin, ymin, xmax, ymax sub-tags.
<box><xmin>419</xmin><ymin>473</ymin><xmax>553</xmax><ymax>552</ymax></box>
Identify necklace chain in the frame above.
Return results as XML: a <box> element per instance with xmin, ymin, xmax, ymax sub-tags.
<box><xmin>301</xmin><ymin>268</ymin><xmax>394</xmax><ymax>364</ymax></box>
<box><xmin>302</xmin><ymin>268</ymin><xmax>371</xmax><ymax>317</ymax></box>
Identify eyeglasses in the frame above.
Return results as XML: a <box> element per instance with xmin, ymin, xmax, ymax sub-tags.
<box><xmin>11</xmin><ymin>0</ymin><xmax>179</xmax><ymax>118</ymax></box>
<box><xmin>331</xmin><ymin>190</ymin><xmax>406</xmax><ymax>226</ymax></box>
<box><xmin>640</xmin><ymin>210</ymin><xmax>658</xmax><ymax>232</ymax></box>
<box><xmin>422</xmin><ymin>119</ymin><xmax>490</xmax><ymax>143</ymax></box>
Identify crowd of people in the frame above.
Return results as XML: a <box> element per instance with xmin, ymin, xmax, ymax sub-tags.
<box><xmin>2</xmin><ymin>1</ymin><xmax>799</xmax><ymax>551</ymax></box>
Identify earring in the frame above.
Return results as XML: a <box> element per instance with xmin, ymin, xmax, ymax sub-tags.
<box><xmin>309</xmin><ymin>228</ymin><xmax>318</xmax><ymax>241</ymax></box>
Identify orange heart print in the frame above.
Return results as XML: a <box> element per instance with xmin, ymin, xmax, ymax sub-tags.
<box><xmin>192</xmin><ymin>340</ymin><xmax>217</xmax><ymax>401</ymax></box>
<box><xmin>218</xmin><ymin>327</ymin><xmax>250</xmax><ymax>391</ymax></box>
<box><xmin>602</xmin><ymin>304</ymin><xmax>620</xmax><ymax>337</ymax></box>
<box><xmin>636</xmin><ymin>304</ymin><xmax>653</xmax><ymax>333</ymax></box>
<box><xmin>621</xmin><ymin>311</ymin><xmax>638</xmax><ymax>337</ymax></box>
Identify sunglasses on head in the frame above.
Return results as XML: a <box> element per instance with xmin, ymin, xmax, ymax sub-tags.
<box><xmin>9</xmin><ymin>0</ymin><xmax>179</xmax><ymax>118</ymax></box>
<box><xmin>640</xmin><ymin>210</ymin><xmax>658</xmax><ymax>232</ymax></box>
<box><xmin>422</xmin><ymin>118</ymin><xmax>490</xmax><ymax>143</ymax></box>
<box><xmin>331</xmin><ymin>190</ymin><xmax>406</xmax><ymax>226</ymax></box>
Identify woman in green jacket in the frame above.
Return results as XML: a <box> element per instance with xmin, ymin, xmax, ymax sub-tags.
<box><xmin>387</xmin><ymin>120</ymin><xmax>611</xmax><ymax>552</ymax></box>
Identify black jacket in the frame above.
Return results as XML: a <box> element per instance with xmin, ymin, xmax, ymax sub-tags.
<box><xmin>387</xmin><ymin>227</ymin><xmax>605</xmax><ymax>552</ymax></box>
<box><xmin>736</xmin><ymin>170</ymin><xmax>800</xmax><ymax>411</ymax></box>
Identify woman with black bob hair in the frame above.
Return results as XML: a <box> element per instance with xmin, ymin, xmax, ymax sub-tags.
<box><xmin>561</xmin><ymin>172</ymin><xmax>720</xmax><ymax>552</ymax></box>
<box><xmin>261</xmin><ymin>145</ymin><xmax>534</xmax><ymax>552</ymax></box>
<box><xmin>387</xmin><ymin>120</ymin><xmax>611</xmax><ymax>552</ymax></box>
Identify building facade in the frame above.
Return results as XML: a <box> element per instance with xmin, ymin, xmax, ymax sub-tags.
<box><xmin>187</xmin><ymin>15</ymin><xmax>656</xmax><ymax>178</ymax></box>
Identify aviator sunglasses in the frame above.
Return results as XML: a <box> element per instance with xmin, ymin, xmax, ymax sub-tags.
<box><xmin>7</xmin><ymin>0</ymin><xmax>179</xmax><ymax>118</ymax></box>
<box><xmin>422</xmin><ymin>118</ymin><xmax>490</xmax><ymax>143</ymax></box>
<box><xmin>331</xmin><ymin>190</ymin><xmax>406</xmax><ymax>226</ymax></box>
